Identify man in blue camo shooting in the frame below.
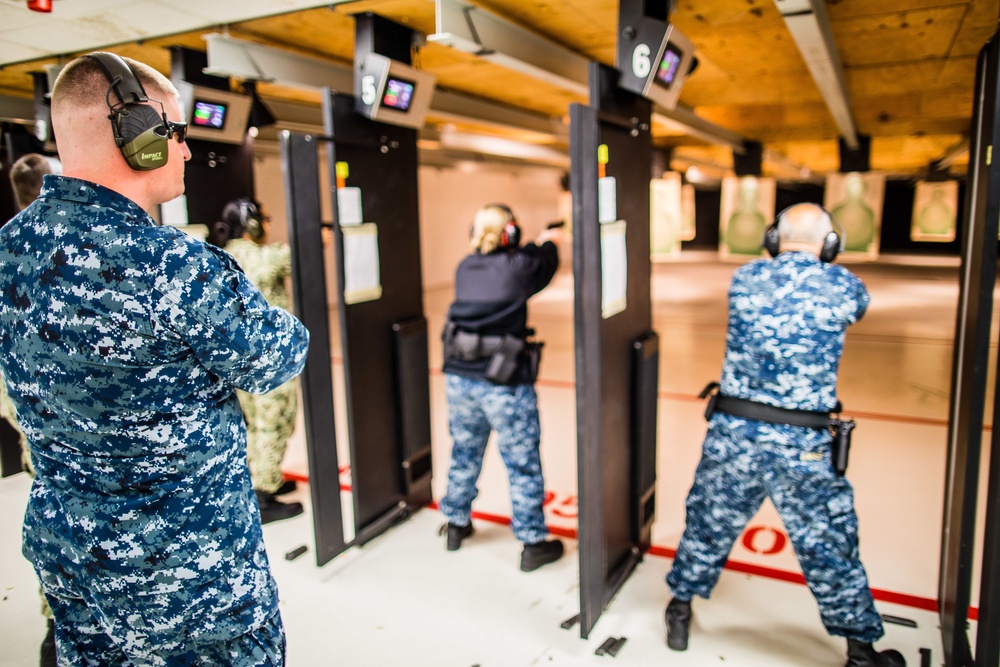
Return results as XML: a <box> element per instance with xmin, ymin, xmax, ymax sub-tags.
<box><xmin>0</xmin><ymin>52</ymin><xmax>309</xmax><ymax>665</ymax></box>
<box><xmin>439</xmin><ymin>203</ymin><xmax>565</xmax><ymax>572</ymax></box>
<box><xmin>664</xmin><ymin>203</ymin><xmax>905</xmax><ymax>667</ymax></box>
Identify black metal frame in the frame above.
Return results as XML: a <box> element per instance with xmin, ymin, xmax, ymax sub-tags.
<box><xmin>322</xmin><ymin>89</ymin><xmax>432</xmax><ymax>543</ymax></box>
<box><xmin>572</xmin><ymin>61</ymin><xmax>658</xmax><ymax>639</ymax></box>
<box><xmin>939</xmin><ymin>30</ymin><xmax>1000</xmax><ymax>667</ymax></box>
<box><xmin>281</xmin><ymin>132</ymin><xmax>347</xmax><ymax>566</ymax></box>
<box><xmin>278</xmin><ymin>11</ymin><xmax>434</xmax><ymax>562</ymax></box>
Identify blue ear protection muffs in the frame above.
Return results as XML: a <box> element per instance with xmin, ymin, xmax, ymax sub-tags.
<box><xmin>87</xmin><ymin>51</ymin><xmax>183</xmax><ymax>171</ymax></box>
<box><xmin>762</xmin><ymin>203</ymin><xmax>844</xmax><ymax>263</ymax></box>
<box><xmin>489</xmin><ymin>203</ymin><xmax>521</xmax><ymax>249</ymax></box>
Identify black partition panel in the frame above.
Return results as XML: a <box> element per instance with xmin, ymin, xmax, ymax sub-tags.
<box><xmin>939</xmin><ymin>32</ymin><xmax>1000</xmax><ymax>667</ymax></box>
<box><xmin>632</xmin><ymin>331</ymin><xmax>659</xmax><ymax>550</ymax></box>
<box><xmin>322</xmin><ymin>91</ymin><xmax>432</xmax><ymax>543</ymax></box>
<box><xmin>392</xmin><ymin>317</ymin><xmax>433</xmax><ymax>504</ymax></box>
<box><xmin>572</xmin><ymin>62</ymin><xmax>657</xmax><ymax>639</ymax></box>
<box><xmin>281</xmin><ymin>132</ymin><xmax>347</xmax><ymax>566</ymax></box>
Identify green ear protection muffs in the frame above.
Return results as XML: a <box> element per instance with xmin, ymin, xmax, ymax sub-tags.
<box><xmin>87</xmin><ymin>51</ymin><xmax>181</xmax><ymax>171</ymax></box>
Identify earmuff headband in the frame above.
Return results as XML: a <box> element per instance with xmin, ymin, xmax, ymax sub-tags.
<box><xmin>87</xmin><ymin>52</ymin><xmax>149</xmax><ymax>108</ymax></box>
<box><xmin>762</xmin><ymin>203</ymin><xmax>844</xmax><ymax>263</ymax></box>
<box><xmin>487</xmin><ymin>203</ymin><xmax>520</xmax><ymax>249</ymax></box>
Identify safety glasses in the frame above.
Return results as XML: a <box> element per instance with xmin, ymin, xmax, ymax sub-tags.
<box><xmin>165</xmin><ymin>120</ymin><xmax>187</xmax><ymax>144</ymax></box>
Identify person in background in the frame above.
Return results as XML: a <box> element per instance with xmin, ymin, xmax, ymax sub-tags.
<box><xmin>6</xmin><ymin>151</ymin><xmax>57</xmax><ymax>666</ymax></box>
<box><xmin>439</xmin><ymin>203</ymin><xmax>565</xmax><ymax>572</ymax></box>
<box><xmin>0</xmin><ymin>52</ymin><xmax>308</xmax><ymax>664</ymax></box>
<box><xmin>663</xmin><ymin>203</ymin><xmax>905</xmax><ymax>667</ymax></box>
<box><xmin>209</xmin><ymin>197</ymin><xmax>304</xmax><ymax>524</ymax></box>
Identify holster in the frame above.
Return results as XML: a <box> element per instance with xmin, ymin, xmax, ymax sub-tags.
<box><xmin>830</xmin><ymin>418</ymin><xmax>856</xmax><ymax>476</ymax></box>
<box><xmin>444</xmin><ymin>320</ymin><xmax>541</xmax><ymax>385</ymax></box>
<box><xmin>442</xmin><ymin>322</ymin><xmax>487</xmax><ymax>362</ymax></box>
<box><xmin>484</xmin><ymin>334</ymin><xmax>525</xmax><ymax>384</ymax></box>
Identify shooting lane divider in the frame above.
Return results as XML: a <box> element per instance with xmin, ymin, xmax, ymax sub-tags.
<box><xmin>276</xmin><ymin>362</ymin><xmax>971</xmax><ymax>617</ymax></box>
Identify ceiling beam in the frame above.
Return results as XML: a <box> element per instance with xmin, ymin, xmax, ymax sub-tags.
<box><xmin>201</xmin><ymin>34</ymin><xmax>568</xmax><ymax>144</ymax></box>
<box><xmin>934</xmin><ymin>137</ymin><xmax>970</xmax><ymax>169</ymax></box>
<box><xmin>773</xmin><ymin>0</ymin><xmax>859</xmax><ymax>149</ymax></box>
<box><xmin>428</xmin><ymin>0</ymin><xmax>590</xmax><ymax>96</ymax></box>
<box><xmin>428</xmin><ymin>0</ymin><xmax>745</xmax><ymax>151</ymax></box>
<box><xmin>430</xmin><ymin>89</ymin><xmax>569</xmax><ymax>143</ymax></box>
<box><xmin>653</xmin><ymin>106</ymin><xmax>744</xmax><ymax>151</ymax></box>
<box><xmin>0</xmin><ymin>95</ymin><xmax>36</xmax><ymax>124</ymax></box>
<box><xmin>203</xmin><ymin>33</ymin><xmax>354</xmax><ymax>92</ymax></box>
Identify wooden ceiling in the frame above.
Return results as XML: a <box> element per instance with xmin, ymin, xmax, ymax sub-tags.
<box><xmin>0</xmin><ymin>0</ymin><xmax>997</xmax><ymax>180</ymax></box>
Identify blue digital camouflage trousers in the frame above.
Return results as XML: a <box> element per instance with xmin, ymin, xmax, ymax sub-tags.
<box><xmin>35</xmin><ymin>547</ymin><xmax>286</xmax><ymax>666</ymax></box>
<box><xmin>44</xmin><ymin>599</ymin><xmax>284</xmax><ymax>666</ymax></box>
<box><xmin>666</xmin><ymin>414</ymin><xmax>885</xmax><ymax>642</ymax></box>
<box><xmin>439</xmin><ymin>374</ymin><xmax>549</xmax><ymax>544</ymax></box>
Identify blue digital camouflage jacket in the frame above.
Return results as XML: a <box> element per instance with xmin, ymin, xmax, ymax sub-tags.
<box><xmin>719</xmin><ymin>251</ymin><xmax>869</xmax><ymax>413</ymax></box>
<box><xmin>0</xmin><ymin>175</ymin><xmax>309</xmax><ymax>643</ymax></box>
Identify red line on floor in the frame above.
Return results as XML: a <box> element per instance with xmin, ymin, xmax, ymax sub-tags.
<box><xmin>289</xmin><ymin>475</ymin><xmax>978</xmax><ymax>619</ymax></box>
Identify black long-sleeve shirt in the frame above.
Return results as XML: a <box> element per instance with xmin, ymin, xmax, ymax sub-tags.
<box><xmin>442</xmin><ymin>241</ymin><xmax>559</xmax><ymax>383</ymax></box>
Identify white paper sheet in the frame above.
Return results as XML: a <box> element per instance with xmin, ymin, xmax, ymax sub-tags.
<box><xmin>601</xmin><ymin>220</ymin><xmax>627</xmax><ymax>319</ymax></box>
<box><xmin>343</xmin><ymin>223</ymin><xmax>382</xmax><ymax>304</ymax></box>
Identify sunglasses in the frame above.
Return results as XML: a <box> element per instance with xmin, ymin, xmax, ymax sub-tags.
<box><xmin>165</xmin><ymin>120</ymin><xmax>187</xmax><ymax>144</ymax></box>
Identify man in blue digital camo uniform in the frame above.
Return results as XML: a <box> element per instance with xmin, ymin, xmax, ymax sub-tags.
<box><xmin>0</xmin><ymin>52</ymin><xmax>309</xmax><ymax>665</ymax></box>
<box><xmin>664</xmin><ymin>203</ymin><xmax>905</xmax><ymax>667</ymax></box>
<box><xmin>439</xmin><ymin>203</ymin><xmax>565</xmax><ymax>572</ymax></box>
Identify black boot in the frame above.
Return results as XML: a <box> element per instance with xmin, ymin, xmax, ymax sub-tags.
<box><xmin>39</xmin><ymin>618</ymin><xmax>56</xmax><ymax>667</ymax></box>
<box><xmin>845</xmin><ymin>639</ymin><xmax>906</xmax><ymax>667</ymax></box>
<box><xmin>520</xmin><ymin>539</ymin><xmax>564</xmax><ymax>571</ymax></box>
<box><xmin>664</xmin><ymin>598</ymin><xmax>691</xmax><ymax>651</ymax></box>
<box><xmin>255</xmin><ymin>490</ymin><xmax>304</xmax><ymax>525</ymax></box>
<box><xmin>445</xmin><ymin>522</ymin><xmax>474</xmax><ymax>551</ymax></box>
<box><xmin>274</xmin><ymin>479</ymin><xmax>297</xmax><ymax>496</ymax></box>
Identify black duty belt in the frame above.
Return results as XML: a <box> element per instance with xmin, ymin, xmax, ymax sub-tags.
<box><xmin>443</xmin><ymin>322</ymin><xmax>526</xmax><ymax>362</ymax></box>
<box><xmin>699</xmin><ymin>381</ymin><xmax>835</xmax><ymax>430</ymax></box>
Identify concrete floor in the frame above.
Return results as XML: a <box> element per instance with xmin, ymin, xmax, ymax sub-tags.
<box><xmin>1</xmin><ymin>253</ymin><xmax>987</xmax><ymax>666</ymax></box>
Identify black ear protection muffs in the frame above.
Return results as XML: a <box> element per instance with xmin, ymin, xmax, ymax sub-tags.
<box><xmin>762</xmin><ymin>203</ymin><xmax>844</xmax><ymax>263</ymax></box>
<box><xmin>218</xmin><ymin>197</ymin><xmax>264</xmax><ymax>242</ymax></box>
<box><xmin>240</xmin><ymin>199</ymin><xmax>265</xmax><ymax>241</ymax></box>
<box><xmin>87</xmin><ymin>51</ymin><xmax>173</xmax><ymax>171</ymax></box>
<box><xmin>489</xmin><ymin>203</ymin><xmax>521</xmax><ymax>249</ymax></box>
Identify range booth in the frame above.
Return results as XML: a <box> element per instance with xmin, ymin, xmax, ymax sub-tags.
<box><xmin>281</xmin><ymin>13</ymin><xmax>435</xmax><ymax>566</ymax></box>
<box><xmin>278</xmin><ymin>6</ymin><xmax>1000</xmax><ymax>665</ymax></box>
<box><xmin>279</xmin><ymin>1</ymin><xmax>681</xmax><ymax>642</ymax></box>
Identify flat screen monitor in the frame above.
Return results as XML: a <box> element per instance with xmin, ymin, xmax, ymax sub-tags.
<box><xmin>192</xmin><ymin>100</ymin><xmax>227</xmax><ymax>129</ymax></box>
<box><xmin>381</xmin><ymin>76</ymin><xmax>415</xmax><ymax>112</ymax></box>
<box><xmin>655</xmin><ymin>43</ymin><xmax>684</xmax><ymax>89</ymax></box>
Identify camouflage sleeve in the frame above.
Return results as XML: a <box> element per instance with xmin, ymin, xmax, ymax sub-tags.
<box><xmin>153</xmin><ymin>239</ymin><xmax>309</xmax><ymax>395</ymax></box>
<box><xmin>854</xmin><ymin>276</ymin><xmax>871</xmax><ymax>321</ymax></box>
<box><xmin>268</xmin><ymin>242</ymin><xmax>292</xmax><ymax>281</ymax></box>
<box><xmin>830</xmin><ymin>264</ymin><xmax>871</xmax><ymax>323</ymax></box>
